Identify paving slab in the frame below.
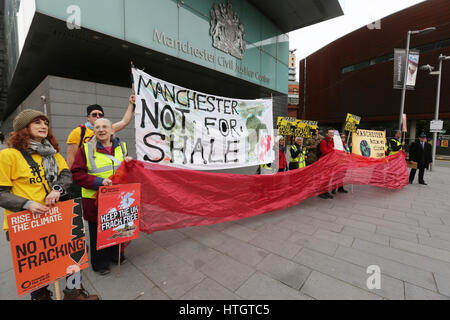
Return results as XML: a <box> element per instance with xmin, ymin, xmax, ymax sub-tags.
<box><xmin>235</xmin><ymin>272</ymin><xmax>312</xmax><ymax>300</ymax></box>
<box><xmin>300</xmin><ymin>271</ymin><xmax>383</xmax><ymax>300</ymax></box>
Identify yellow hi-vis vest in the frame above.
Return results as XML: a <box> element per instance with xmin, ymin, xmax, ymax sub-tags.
<box><xmin>259</xmin><ymin>163</ymin><xmax>272</xmax><ymax>174</ymax></box>
<box><xmin>388</xmin><ymin>138</ymin><xmax>401</xmax><ymax>156</ymax></box>
<box><xmin>81</xmin><ymin>141</ymin><xmax>127</xmax><ymax>199</ymax></box>
<box><xmin>290</xmin><ymin>145</ymin><xmax>307</xmax><ymax>168</ymax></box>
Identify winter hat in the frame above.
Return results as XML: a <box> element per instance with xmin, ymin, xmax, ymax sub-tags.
<box><xmin>13</xmin><ymin>109</ymin><xmax>49</xmax><ymax>132</ymax></box>
<box><xmin>86</xmin><ymin>104</ymin><xmax>104</xmax><ymax>116</ymax></box>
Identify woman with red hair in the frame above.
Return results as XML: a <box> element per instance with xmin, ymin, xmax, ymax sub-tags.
<box><xmin>0</xmin><ymin>109</ymin><xmax>98</xmax><ymax>300</ymax></box>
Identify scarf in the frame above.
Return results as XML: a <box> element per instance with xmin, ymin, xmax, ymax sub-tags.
<box><xmin>29</xmin><ymin>139</ymin><xmax>59</xmax><ymax>188</ymax></box>
<box><xmin>85</xmin><ymin>121</ymin><xmax>94</xmax><ymax>130</ymax></box>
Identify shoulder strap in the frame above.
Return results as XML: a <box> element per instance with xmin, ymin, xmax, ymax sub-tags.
<box><xmin>79</xmin><ymin>125</ymin><xmax>87</xmax><ymax>148</ymax></box>
<box><xmin>20</xmin><ymin>151</ymin><xmax>50</xmax><ymax>195</ymax></box>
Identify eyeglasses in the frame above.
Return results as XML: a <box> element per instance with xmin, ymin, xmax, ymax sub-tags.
<box><xmin>90</xmin><ymin>112</ymin><xmax>104</xmax><ymax>118</ymax></box>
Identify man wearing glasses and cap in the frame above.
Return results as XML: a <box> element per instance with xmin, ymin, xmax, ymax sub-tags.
<box><xmin>66</xmin><ymin>96</ymin><xmax>135</xmax><ymax>168</ymax></box>
<box><xmin>65</xmin><ymin>96</ymin><xmax>135</xmax><ymax>199</ymax></box>
<box><xmin>408</xmin><ymin>132</ymin><xmax>432</xmax><ymax>185</ymax></box>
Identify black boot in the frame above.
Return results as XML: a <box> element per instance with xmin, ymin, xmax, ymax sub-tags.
<box><xmin>338</xmin><ymin>187</ymin><xmax>348</xmax><ymax>193</ymax></box>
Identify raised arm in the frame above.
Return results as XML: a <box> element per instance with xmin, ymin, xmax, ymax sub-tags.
<box><xmin>112</xmin><ymin>94</ymin><xmax>136</xmax><ymax>134</ymax></box>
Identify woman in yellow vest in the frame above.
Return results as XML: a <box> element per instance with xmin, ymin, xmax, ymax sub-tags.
<box><xmin>71</xmin><ymin>118</ymin><xmax>132</xmax><ymax>275</ymax></box>
<box><xmin>0</xmin><ymin>109</ymin><xmax>98</xmax><ymax>300</ymax></box>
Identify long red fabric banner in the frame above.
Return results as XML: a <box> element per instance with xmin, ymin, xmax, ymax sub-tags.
<box><xmin>111</xmin><ymin>150</ymin><xmax>409</xmax><ymax>234</ymax></box>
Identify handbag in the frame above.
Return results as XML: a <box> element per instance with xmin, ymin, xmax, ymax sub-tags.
<box><xmin>407</xmin><ymin>161</ymin><xmax>418</xmax><ymax>169</ymax></box>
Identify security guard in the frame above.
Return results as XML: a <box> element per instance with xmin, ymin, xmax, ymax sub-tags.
<box><xmin>387</xmin><ymin>130</ymin><xmax>404</xmax><ymax>156</ymax></box>
<box><xmin>289</xmin><ymin>137</ymin><xmax>307</xmax><ymax>170</ymax></box>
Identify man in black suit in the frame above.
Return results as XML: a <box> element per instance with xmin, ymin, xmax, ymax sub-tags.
<box><xmin>408</xmin><ymin>132</ymin><xmax>432</xmax><ymax>185</ymax></box>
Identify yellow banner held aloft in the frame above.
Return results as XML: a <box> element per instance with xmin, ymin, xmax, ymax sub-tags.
<box><xmin>277</xmin><ymin>117</ymin><xmax>296</xmax><ymax>136</ymax></box>
<box><xmin>344</xmin><ymin>113</ymin><xmax>361</xmax><ymax>132</ymax></box>
<box><xmin>294</xmin><ymin>120</ymin><xmax>318</xmax><ymax>138</ymax></box>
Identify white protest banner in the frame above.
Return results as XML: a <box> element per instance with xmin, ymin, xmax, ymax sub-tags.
<box><xmin>333</xmin><ymin>130</ymin><xmax>344</xmax><ymax>151</ymax></box>
<box><xmin>133</xmin><ymin>68</ymin><xmax>274</xmax><ymax>170</ymax></box>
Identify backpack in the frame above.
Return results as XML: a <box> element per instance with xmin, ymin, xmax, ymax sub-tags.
<box><xmin>316</xmin><ymin>138</ymin><xmax>328</xmax><ymax>158</ymax></box>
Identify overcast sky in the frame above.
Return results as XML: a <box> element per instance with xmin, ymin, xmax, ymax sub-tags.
<box><xmin>289</xmin><ymin>0</ymin><xmax>427</xmax><ymax>80</ymax></box>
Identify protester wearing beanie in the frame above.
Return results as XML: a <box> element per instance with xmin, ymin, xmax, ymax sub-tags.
<box><xmin>0</xmin><ymin>109</ymin><xmax>99</xmax><ymax>300</ymax></box>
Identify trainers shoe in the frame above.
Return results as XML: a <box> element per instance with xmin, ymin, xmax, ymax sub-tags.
<box><xmin>63</xmin><ymin>288</ymin><xmax>99</xmax><ymax>300</ymax></box>
<box><xmin>338</xmin><ymin>187</ymin><xmax>348</xmax><ymax>193</ymax></box>
<box><xmin>95</xmin><ymin>268</ymin><xmax>111</xmax><ymax>276</ymax></box>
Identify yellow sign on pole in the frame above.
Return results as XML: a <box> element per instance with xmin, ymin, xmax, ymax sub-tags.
<box><xmin>277</xmin><ymin>117</ymin><xmax>318</xmax><ymax>138</ymax></box>
<box><xmin>344</xmin><ymin>113</ymin><xmax>361</xmax><ymax>132</ymax></box>
<box><xmin>294</xmin><ymin>120</ymin><xmax>318</xmax><ymax>138</ymax></box>
<box><xmin>277</xmin><ymin>117</ymin><xmax>296</xmax><ymax>136</ymax></box>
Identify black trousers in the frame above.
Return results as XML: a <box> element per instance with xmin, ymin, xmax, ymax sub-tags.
<box><xmin>409</xmin><ymin>167</ymin><xmax>425</xmax><ymax>183</ymax></box>
<box><xmin>87</xmin><ymin>221</ymin><xmax>119</xmax><ymax>271</ymax></box>
<box><xmin>289</xmin><ymin>162</ymin><xmax>299</xmax><ymax>170</ymax></box>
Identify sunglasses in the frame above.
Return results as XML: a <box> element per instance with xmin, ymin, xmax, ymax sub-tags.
<box><xmin>90</xmin><ymin>112</ymin><xmax>104</xmax><ymax>118</ymax></box>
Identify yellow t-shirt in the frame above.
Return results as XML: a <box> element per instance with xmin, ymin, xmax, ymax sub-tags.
<box><xmin>0</xmin><ymin>148</ymin><xmax>69</xmax><ymax>230</ymax></box>
<box><xmin>66</xmin><ymin>126</ymin><xmax>94</xmax><ymax>146</ymax></box>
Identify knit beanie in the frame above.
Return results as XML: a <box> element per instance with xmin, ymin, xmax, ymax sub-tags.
<box><xmin>86</xmin><ymin>104</ymin><xmax>104</xmax><ymax>116</ymax></box>
<box><xmin>13</xmin><ymin>109</ymin><xmax>49</xmax><ymax>132</ymax></box>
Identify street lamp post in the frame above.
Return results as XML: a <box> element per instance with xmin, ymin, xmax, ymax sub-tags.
<box><xmin>421</xmin><ymin>54</ymin><xmax>450</xmax><ymax>171</ymax></box>
<box><xmin>398</xmin><ymin>27</ymin><xmax>436</xmax><ymax>136</ymax></box>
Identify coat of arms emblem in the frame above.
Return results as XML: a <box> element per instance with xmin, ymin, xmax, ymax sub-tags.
<box><xmin>210</xmin><ymin>0</ymin><xmax>246</xmax><ymax>60</ymax></box>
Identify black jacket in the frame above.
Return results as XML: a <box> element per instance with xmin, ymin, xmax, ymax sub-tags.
<box><xmin>409</xmin><ymin>140</ymin><xmax>432</xmax><ymax>167</ymax></box>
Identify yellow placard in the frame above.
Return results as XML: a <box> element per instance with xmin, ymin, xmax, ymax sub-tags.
<box><xmin>277</xmin><ymin>117</ymin><xmax>296</xmax><ymax>136</ymax></box>
<box><xmin>294</xmin><ymin>120</ymin><xmax>318</xmax><ymax>138</ymax></box>
<box><xmin>344</xmin><ymin>113</ymin><xmax>361</xmax><ymax>132</ymax></box>
<box><xmin>277</xmin><ymin>117</ymin><xmax>318</xmax><ymax>138</ymax></box>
